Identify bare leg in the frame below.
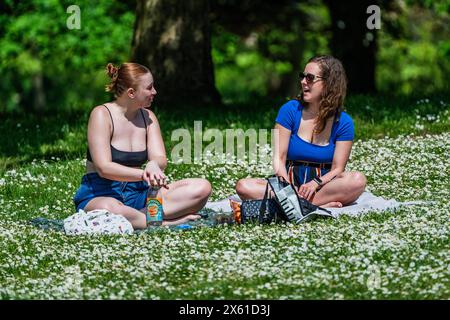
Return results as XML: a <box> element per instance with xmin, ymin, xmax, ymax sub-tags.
<box><xmin>235</xmin><ymin>178</ymin><xmax>268</xmax><ymax>200</ymax></box>
<box><xmin>311</xmin><ymin>171</ymin><xmax>366</xmax><ymax>206</ymax></box>
<box><xmin>162</xmin><ymin>214</ymin><xmax>202</xmax><ymax>226</ymax></box>
<box><xmin>84</xmin><ymin>197</ymin><xmax>147</xmax><ymax>229</ymax></box>
<box><xmin>138</xmin><ymin>206</ymin><xmax>201</xmax><ymax>226</ymax></box>
<box><xmin>236</xmin><ymin>172</ymin><xmax>366</xmax><ymax>208</ymax></box>
<box><xmin>84</xmin><ymin>178</ymin><xmax>211</xmax><ymax>230</ymax></box>
<box><xmin>160</xmin><ymin>178</ymin><xmax>212</xmax><ymax>220</ymax></box>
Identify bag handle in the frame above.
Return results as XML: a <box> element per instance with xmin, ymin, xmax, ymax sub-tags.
<box><xmin>258</xmin><ymin>182</ymin><xmax>271</xmax><ymax>223</ymax></box>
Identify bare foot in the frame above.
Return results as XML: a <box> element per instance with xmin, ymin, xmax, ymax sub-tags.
<box><xmin>187</xmin><ymin>214</ymin><xmax>201</xmax><ymax>221</ymax></box>
<box><xmin>321</xmin><ymin>201</ymin><xmax>343</xmax><ymax>208</ymax></box>
<box><xmin>162</xmin><ymin>214</ymin><xmax>201</xmax><ymax>226</ymax></box>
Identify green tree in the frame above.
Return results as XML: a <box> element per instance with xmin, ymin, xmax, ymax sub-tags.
<box><xmin>131</xmin><ymin>0</ymin><xmax>221</xmax><ymax>107</ymax></box>
<box><xmin>323</xmin><ymin>0</ymin><xmax>386</xmax><ymax>93</ymax></box>
<box><xmin>377</xmin><ymin>0</ymin><xmax>450</xmax><ymax>95</ymax></box>
<box><xmin>0</xmin><ymin>0</ymin><xmax>135</xmax><ymax>113</ymax></box>
<box><xmin>211</xmin><ymin>0</ymin><xmax>330</xmax><ymax>100</ymax></box>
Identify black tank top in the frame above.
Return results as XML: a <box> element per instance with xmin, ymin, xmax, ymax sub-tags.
<box><xmin>86</xmin><ymin>105</ymin><xmax>148</xmax><ymax>167</ymax></box>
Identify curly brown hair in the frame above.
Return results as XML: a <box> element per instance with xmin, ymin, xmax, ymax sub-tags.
<box><xmin>299</xmin><ymin>55</ymin><xmax>347</xmax><ymax>134</ymax></box>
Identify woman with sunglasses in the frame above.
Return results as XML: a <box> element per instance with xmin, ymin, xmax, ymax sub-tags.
<box><xmin>73</xmin><ymin>62</ymin><xmax>212</xmax><ymax>229</ymax></box>
<box><xmin>236</xmin><ymin>55</ymin><xmax>366</xmax><ymax>208</ymax></box>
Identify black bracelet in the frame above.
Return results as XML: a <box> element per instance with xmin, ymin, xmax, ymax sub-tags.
<box><xmin>313</xmin><ymin>177</ymin><xmax>323</xmax><ymax>186</ymax></box>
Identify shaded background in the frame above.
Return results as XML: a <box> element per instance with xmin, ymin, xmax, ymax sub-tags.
<box><xmin>0</xmin><ymin>0</ymin><xmax>449</xmax><ymax>171</ymax></box>
<box><xmin>0</xmin><ymin>0</ymin><xmax>449</xmax><ymax>112</ymax></box>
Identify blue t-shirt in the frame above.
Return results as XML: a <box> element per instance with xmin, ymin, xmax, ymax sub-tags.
<box><xmin>275</xmin><ymin>100</ymin><xmax>354</xmax><ymax>163</ymax></box>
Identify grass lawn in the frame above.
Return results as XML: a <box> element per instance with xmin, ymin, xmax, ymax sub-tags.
<box><xmin>0</xmin><ymin>95</ymin><xmax>449</xmax><ymax>299</ymax></box>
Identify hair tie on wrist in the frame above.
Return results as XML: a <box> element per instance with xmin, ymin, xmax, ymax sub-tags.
<box><xmin>313</xmin><ymin>177</ymin><xmax>323</xmax><ymax>186</ymax></box>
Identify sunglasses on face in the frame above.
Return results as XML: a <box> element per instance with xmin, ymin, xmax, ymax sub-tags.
<box><xmin>299</xmin><ymin>72</ymin><xmax>325</xmax><ymax>83</ymax></box>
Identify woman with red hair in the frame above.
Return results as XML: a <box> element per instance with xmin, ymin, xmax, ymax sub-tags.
<box><xmin>73</xmin><ymin>62</ymin><xmax>211</xmax><ymax>229</ymax></box>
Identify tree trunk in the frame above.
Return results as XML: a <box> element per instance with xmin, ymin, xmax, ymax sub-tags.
<box><xmin>279</xmin><ymin>21</ymin><xmax>304</xmax><ymax>99</ymax></box>
<box><xmin>32</xmin><ymin>72</ymin><xmax>46</xmax><ymax>112</ymax></box>
<box><xmin>324</xmin><ymin>0</ymin><xmax>378</xmax><ymax>94</ymax></box>
<box><xmin>131</xmin><ymin>0</ymin><xmax>221</xmax><ymax>107</ymax></box>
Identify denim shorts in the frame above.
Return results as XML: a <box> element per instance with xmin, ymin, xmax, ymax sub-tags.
<box><xmin>73</xmin><ymin>172</ymin><xmax>149</xmax><ymax>212</ymax></box>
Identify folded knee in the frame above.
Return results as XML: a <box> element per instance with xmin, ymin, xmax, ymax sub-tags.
<box><xmin>351</xmin><ymin>172</ymin><xmax>367</xmax><ymax>191</ymax></box>
<box><xmin>235</xmin><ymin>179</ymin><xmax>251</xmax><ymax>197</ymax></box>
<box><xmin>190</xmin><ymin>178</ymin><xmax>212</xmax><ymax>199</ymax></box>
<box><xmin>95</xmin><ymin>200</ymin><xmax>124</xmax><ymax>214</ymax></box>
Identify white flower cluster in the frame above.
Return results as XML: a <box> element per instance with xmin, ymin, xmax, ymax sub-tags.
<box><xmin>412</xmin><ymin>108</ymin><xmax>449</xmax><ymax>131</ymax></box>
<box><xmin>0</xmin><ymin>134</ymin><xmax>448</xmax><ymax>299</ymax></box>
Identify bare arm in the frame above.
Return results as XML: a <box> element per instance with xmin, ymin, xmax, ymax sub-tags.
<box><xmin>145</xmin><ymin>109</ymin><xmax>167</xmax><ymax>171</ymax></box>
<box><xmin>320</xmin><ymin>140</ymin><xmax>353</xmax><ymax>185</ymax></box>
<box><xmin>272</xmin><ymin>123</ymin><xmax>291</xmax><ymax>181</ymax></box>
<box><xmin>140</xmin><ymin>109</ymin><xmax>169</xmax><ymax>188</ymax></box>
<box><xmin>298</xmin><ymin>140</ymin><xmax>353</xmax><ymax>201</ymax></box>
<box><xmin>87</xmin><ymin>106</ymin><xmax>144</xmax><ymax>181</ymax></box>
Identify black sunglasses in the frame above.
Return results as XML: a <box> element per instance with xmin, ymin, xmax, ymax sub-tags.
<box><xmin>299</xmin><ymin>72</ymin><xmax>325</xmax><ymax>83</ymax></box>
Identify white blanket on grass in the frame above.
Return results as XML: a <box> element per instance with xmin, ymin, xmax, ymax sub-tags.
<box><xmin>204</xmin><ymin>191</ymin><xmax>425</xmax><ymax>218</ymax></box>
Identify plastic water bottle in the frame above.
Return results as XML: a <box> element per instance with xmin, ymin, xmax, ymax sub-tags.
<box><xmin>146</xmin><ymin>186</ymin><xmax>163</xmax><ymax>226</ymax></box>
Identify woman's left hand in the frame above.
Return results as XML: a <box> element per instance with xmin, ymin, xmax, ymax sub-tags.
<box><xmin>143</xmin><ymin>161</ymin><xmax>169</xmax><ymax>189</ymax></box>
<box><xmin>298</xmin><ymin>180</ymin><xmax>320</xmax><ymax>201</ymax></box>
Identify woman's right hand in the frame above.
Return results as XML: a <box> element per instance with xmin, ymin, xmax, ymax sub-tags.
<box><xmin>142</xmin><ymin>161</ymin><xmax>169</xmax><ymax>189</ymax></box>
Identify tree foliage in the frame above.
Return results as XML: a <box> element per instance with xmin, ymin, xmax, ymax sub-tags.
<box><xmin>0</xmin><ymin>0</ymin><xmax>448</xmax><ymax>113</ymax></box>
<box><xmin>0</xmin><ymin>0</ymin><xmax>135</xmax><ymax>112</ymax></box>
